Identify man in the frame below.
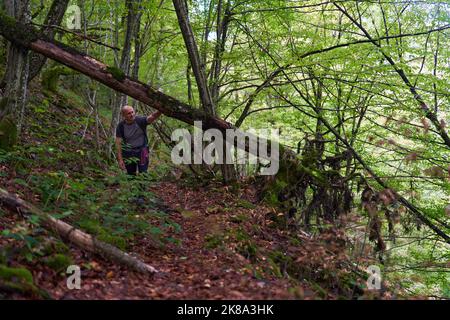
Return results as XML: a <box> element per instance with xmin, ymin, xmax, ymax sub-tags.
<box><xmin>115</xmin><ymin>105</ymin><xmax>162</xmax><ymax>175</ymax></box>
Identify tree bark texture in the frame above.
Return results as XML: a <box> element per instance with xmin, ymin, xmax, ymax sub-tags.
<box><xmin>1</xmin><ymin>0</ymin><xmax>30</xmax><ymax>137</ymax></box>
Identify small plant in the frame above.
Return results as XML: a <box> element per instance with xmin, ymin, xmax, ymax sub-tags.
<box><xmin>44</xmin><ymin>253</ymin><xmax>74</xmax><ymax>273</ymax></box>
<box><xmin>204</xmin><ymin>233</ymin><xmax>225</xmax><ymax>249</ymax></box>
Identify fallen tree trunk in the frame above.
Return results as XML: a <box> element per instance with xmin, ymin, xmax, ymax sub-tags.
<box><xmin>0</xmin><ymin>10</ymin><xmax>231</xmax><ymax>132</ymax></box>
<box><xmin>0</xmin><ymin>188</ymin><xmax>158</xmax><ymax>275</ymax></box>
<box><xmin>0</xmin><ymin>10</ymin><xmax>279</xmax><ymax>162</ymax></box>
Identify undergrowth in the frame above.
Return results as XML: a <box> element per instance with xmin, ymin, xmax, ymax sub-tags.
<box><xmin>0</xmin><ymin>87</ymin><xmax>180</xmax><ymax>297</ymax></box>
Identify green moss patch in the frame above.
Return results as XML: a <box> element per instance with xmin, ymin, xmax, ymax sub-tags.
<box><xmin>44</xmin><ymin>254</ymin><xmax>73</xmax><ymax>272</ymax></box>
<box><xmin>41</xmin><ymin>66</ymin><xmax>74</xmax><ymax>92</ymax></box>
<box><xmin>106</xmin><ymin>66</ymin><xmax>126</xmax><ymax>82</ymax></box>
<box><xmin>0</xmin><ymin>10</ymin><xmax>39</xmax><ymax>47</ymax></box>
<box><xmin>0</xmin><ymin>264</ymin><xmax>39</xmax><ymax>295</ymax></box>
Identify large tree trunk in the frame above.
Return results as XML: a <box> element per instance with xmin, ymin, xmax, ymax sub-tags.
<box><xmin>1</xmin><ymin>11</ymin><xmax>448</xmax><ymax>244</ymax></box>
<box><xmin>172</xmin><ymin>0</ymin><xmax>215</xmax><ymax>116</ymax></box>
<box><xmin>0</xmin><ymin>0</ymin><xmax>30</xmax><ymax>144</ymax></box>
<box><xmin>27</xmin><ymin>0</ymin><xmax>70</xmax><ymax>83</ymax></box>
<box><xmin>172</xmin><ymin>0</ymin><xmax>236</xmax><ymax>183</ymax></box>
<box><xmin>209</xmin><ymin>0</ymin><xmax>236</xmax><ymax>183</ymax></box>
<box><xmin>0</xmin><ymin>188</ymin><xmax>157</xmax><ymax>274</ymax></box>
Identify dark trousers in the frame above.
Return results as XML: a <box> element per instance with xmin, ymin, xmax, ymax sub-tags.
<box><xmin>123</xmin><ymin>147</ymin><xmax>149</xmax><ymax>175</ymax></box>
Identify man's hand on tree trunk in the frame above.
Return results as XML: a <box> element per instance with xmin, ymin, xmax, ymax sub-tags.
<box><xmin>147</xmin><ymin>110</ymin><xmax>162</xmax><ymax>124</ymax></box>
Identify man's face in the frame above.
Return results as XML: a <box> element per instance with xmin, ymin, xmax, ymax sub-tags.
<box><xmin>122</xmin><ymin>106</ymin><xmax>135</xmax><ymax>123</ymax></box>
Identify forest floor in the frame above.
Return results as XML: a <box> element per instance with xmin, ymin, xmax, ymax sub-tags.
<box><xmin>1</xmin><ymin>182</ymin><xmax>315</xmax><ymax>299</ymax></box>
<box><xmin>1</xmin><ymin>177</ymin><xmax>320</xmax><ymax>299</ymax></box>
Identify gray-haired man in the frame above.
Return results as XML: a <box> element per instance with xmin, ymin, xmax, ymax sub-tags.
<box><xmin>115</xmin><ymin>105</ymin><xmax>162</xmax><ymax>175</ymax></box>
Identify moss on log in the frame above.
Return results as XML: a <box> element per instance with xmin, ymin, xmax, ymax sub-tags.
<box><xmin>106</xmin><ymin>66</ymin><xmax>126</xmax><ymax>82</ymax></box>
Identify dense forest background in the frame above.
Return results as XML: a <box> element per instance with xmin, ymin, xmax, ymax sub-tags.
<box><xmin>0</xmin><ymin>0</ymin><xmax>449</xmax><ymax>299</ymax></box>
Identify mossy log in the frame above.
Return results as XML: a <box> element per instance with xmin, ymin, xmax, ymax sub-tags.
<box><xmin>0</xmin><ymin>188</ymin><xmax>158</xmax><ymax>275</ymax></box>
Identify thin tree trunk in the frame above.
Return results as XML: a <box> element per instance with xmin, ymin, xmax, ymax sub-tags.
<box><xmin>27</xmin><ymin>0</ymin><xmax>70</xmax><ymax>82</ymax></box>
<box><xmin>110</xmin><ymin>0</ymin><xmax>141</xmax><ymax>155</ymax></box>
<box><xmin>131</xmin><ymin>6</ymin><xmax>143</xmax><ymax>109</ymax></box>
<box><xmin>200</xmin><ymin>0</ymin><xmax>214</xmax><ymax>66</ymax></box>
<box><xmin>209</xmin><ymin>0</ymin><xmax>231</xmax><ymax>106</ymax></box>
<box><xmin>173</xmin><ymin>0</ymin><xmax>236</xmax><ymax>182</ymax></box>
<box><xmin>186</xmin><ymin>61</ymin><xmax>194</xmax><ymax>105</ymax></box>
<box><xmin>210</xmin><ymin>0</ymin><xmax>235</xmax><ymax>183</ymax></box>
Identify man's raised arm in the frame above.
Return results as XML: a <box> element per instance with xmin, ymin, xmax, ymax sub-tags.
<box><xmin>147</xmin><ymin>110</ymin><xmax>162</xmax><ymax>124</ymax></box>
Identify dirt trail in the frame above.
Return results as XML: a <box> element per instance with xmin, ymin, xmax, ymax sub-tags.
<box><xmin>31</xmin><ymin>181</ymin><xmax>312</xmax><ymax>300</ymax></box>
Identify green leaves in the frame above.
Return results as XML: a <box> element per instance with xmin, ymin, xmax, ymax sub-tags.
<box><xmin>51</xmin><ymin>210</ymin><xmax>74</xmax><ymax>220</ymax></box>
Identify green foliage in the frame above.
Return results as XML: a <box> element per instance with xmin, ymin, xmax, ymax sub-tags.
<box><xmin>237</xmin><ymin>240</ymin><xmax>258</xmax><ymax>262</ymax></box>
<box><xmin>204</xmin><ymin>233</ymin><xmax>225</xmax><ymax>249</ymax></box>
<box><xmin>44</xmin><ymin>253</ymin><xmax>73</xmax><ymax>272</ymax></box>
<box><xmin>41</xmin><ymin>66</ymin><xmax>74</xmax><ymax>92</ymax></box>
<box><xmin>235</xmin><ymin>199</ymin><xmax>256</xmax><ymax>209</ymax></box>
<box><xmin>106</xmin><ymin>66</ymin><xmax>126</xmax><ymax>81</ymax></box>
<box><xmin>1</xmin><ymin>228</ymin><xmax>39</xmax><ymax>260</ymax></box>
<box><xmin>40</xmin><ymin>239</ymin><xmax>69</xmax><ymax>256</ymax></box>
<box><xmin>1</xmin><ymin>0</ymin><xmax>448</xmax><ymax>298</ymax></box>
<box><xmin>267</xmin><ymin>249</ymin><xmax>293</xmax><ymax>278</ymax></box>
<box><xmin>0</xmin><ymin>265</ymin><xmax>33</xmax><ymax>285</ymax></box>
<box><xmin>229</xmin><ymin>213</ymin><xmax>249</xmax><ymax>223</ymax></box>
